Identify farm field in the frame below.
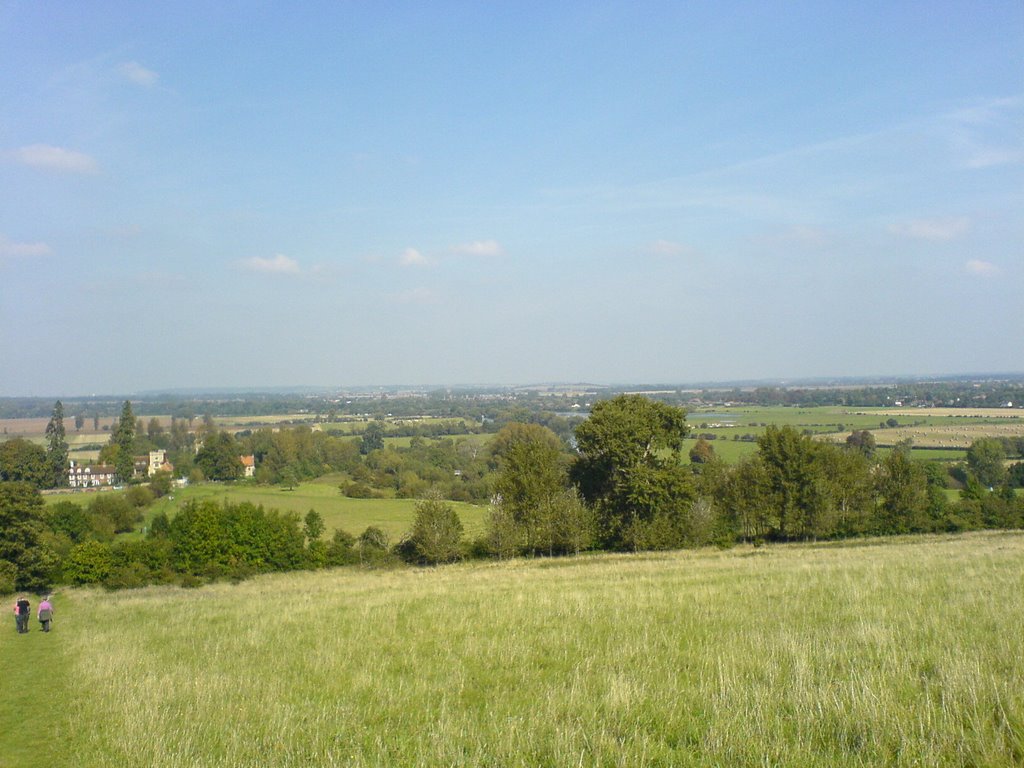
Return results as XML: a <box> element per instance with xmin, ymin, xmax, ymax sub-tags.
<box><xmin>686</xmin><ymin>405</ymin><xmax>1022</xmax><ymax>461</ymax></box>
<box><xmin>50</xmin><ymin>481</ymin><xmax>490</xmax><ymax>542</ymax></box>
<box><xmin>3</xmin><ymin>531</ymin><xmax>1022</xmax><ymax>766</ymax></box>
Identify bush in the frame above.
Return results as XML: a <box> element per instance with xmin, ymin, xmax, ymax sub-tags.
<box><xmin>102</xmin><ymin>562</ymin><xmax>151</xmax><ymax>590</ymax></box>
<box><xmin>89</xmin><ymin>494</ymin><xmax>141</xmax><ymax>534</ymax></box>
<box><xmin>65</xmin><ymin>540</ymin><xmax>114</xmax><ymax>585</ymax></box>
<box><xmin>125</xmin><ymin>485</ymin><xmax>155</xmax><ymax>509</ymax></box>
<box><xmin>401</xmin><ymin>495</ymin><xmax>463</xmax><ymax>565</ymax></box>
<box><xmin>326</xmin><ymin>529</ymin><xmax>357</xmax><ymax>566</ymax></box>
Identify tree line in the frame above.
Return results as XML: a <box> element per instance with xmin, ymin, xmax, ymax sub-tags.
<box><xmin>2</xmin><ymin>395</ymin><xmax>1023</xmax><ymax>592</ymax></box>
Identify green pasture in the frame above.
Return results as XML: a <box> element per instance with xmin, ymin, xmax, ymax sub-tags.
<box><xmin>144</xmin><ymin>481</ymin><xmax>488</xmax><ymax>541</ymax></box>
<box><xmin>3</xmin><ymin>531</ymin><xmax>1022</xmax><ymax>766</ymax></box>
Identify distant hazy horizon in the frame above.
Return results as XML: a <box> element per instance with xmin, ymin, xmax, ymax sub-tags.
<box><xmin>4</xmin><ymin>371</ymin><xmax>1023</xmax><ymax>402</ymax></box>
<box><xmin>2</xmin><ymin>3</ymin><xmax>1021</xmax><ymax>396</ymax></box>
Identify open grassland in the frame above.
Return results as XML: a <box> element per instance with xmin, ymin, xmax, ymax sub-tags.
<box><xmin>143</xmin><ymin>481</ymin><xmax>489</xmax><ymax>541</ymax></box>
<box><xmin>4</xmin><ymin>532</ymin><xmax>1022</xmax><ymax>766</ymax></box>
<box><xmin>43</xmin><ymin>481</ymin><xmax>489</xmax><ymax>541</ymax></box>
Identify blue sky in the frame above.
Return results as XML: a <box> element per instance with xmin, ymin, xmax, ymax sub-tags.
<box><xmin>1</xmin><ymin>2</ymin><xmax>1021</xmax><ymax>395</ymax></box>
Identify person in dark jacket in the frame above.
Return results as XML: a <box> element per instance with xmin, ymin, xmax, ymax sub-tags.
<box><xmin>14</xmin><ymin>596</ymin><xmax>30</xmax><ymax>633</ymax></box>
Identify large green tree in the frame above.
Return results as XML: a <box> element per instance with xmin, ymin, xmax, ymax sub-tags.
<box><xmin>0</xmin><ymin>481</ymin><xmax>58</xmax><ymax>590</ymax></box>
<box><xmin>112</xmin><ymin>400</ymin><xmax>137</xmax><ymax>483</ymax></box>
<box><xmin>491</xmin><ymin>423</ymin><xmax>568</xmax><ymax>555</ymax></box>
<box><xmin>570</xmin><ymin>395</ymin><xmax>692</xmax><ymax>550</ymax></box>
<box><xmin>756</xmin><ymin>425</ymin><xmax>835</xmax><ymax>540</ymax></box>
<box><xmin>195</xmin><ymin>431</ymin><xmax>244</xmax><ymax>481</ymax></box>
<box><xmin>0</xmin><ymin>438</ymin><xmax>49</xmax><ymax>488</ymax></box>
<box><xmin>966</xmin><ymin>438</ymin><xmax>1006</xmax><ymax>489</ymax></box>
<box><xmin>45</xmin><ymin>399</ymin><xmax>69</xmax><ymax>488</ymax></box>
<box><xmin>874</xmin><ymin>444</ymin><xmax>931</xmax><ymax>534</ymax></box>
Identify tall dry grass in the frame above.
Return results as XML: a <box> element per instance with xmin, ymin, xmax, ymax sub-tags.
<box><xmin>46</xmin><ymin>532</ymin><xmax>1024</xmax><ymax>766</ymax></box>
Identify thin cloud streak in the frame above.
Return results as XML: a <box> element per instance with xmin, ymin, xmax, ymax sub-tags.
<box><xmin>119</xmin><ymin>61</ymin><xmax>159</xmax><ymax>87</ymax></box>
<box><xmin>452</xmin><ymin>239</ymin><xmax>503</xmax><ymax>257</ymax></box>
<box><xmin>965</xmin><ymin>259</ymin><xmax>1000</xmax><ymax>277</ymax></box>
<box><xmin>240</xmin><ymin>254</ymin><xmax>301</xmax><ymax>274</ymax></box>
<box><xmin>11</xmin><ymin>144</ymin><xmax>99</xmax><ymax>174</ymax></box>
<box><xmin>0</xmin><ymin>235</ymin><xmax>52</xmax><ymax>259</ymax></box>
<box><xmin>889</xmin><ymin>217</ymin><xmax>971</xmax><ymax>242</ymax></box>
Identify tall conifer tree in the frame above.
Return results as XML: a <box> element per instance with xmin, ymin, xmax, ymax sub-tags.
<box><xmin>44</xmin><ymin>400</ymin><xmax>68</xmax><ymax>488</ymax></box>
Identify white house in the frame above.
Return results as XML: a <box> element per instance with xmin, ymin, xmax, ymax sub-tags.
<box><xmin>68</xmin><ymin>461</ymin><xmax>116</xmax><ymax>488</ymax></box>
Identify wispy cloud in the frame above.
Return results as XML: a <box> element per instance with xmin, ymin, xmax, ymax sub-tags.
<box><xmin>11</xmin><ymin>144</ymin><xmax>99</xmax><ymax>174</ymax></box>
<box><xmin>0</xmin><ymin>235</ymin><xmax>52</xmax><ymax>259</ymax></box>
<box><xmin>452</xmin><ymin>239</ymin><xmax>503</xmax><ymax>257</ymax></box>
<box><xmin>965</xmin><ymin>259</ymin><xmax>1000</xmax><ymax>277</ymax></box>
<box><xmin>239</xmin><ymin>254</ymin><xmax>301</xmax><ymax>274</ymax></box>
<box><xmin>119</xmin><ymin>61</ymin><xmax>159</xmax><ymax>87</ymax></box>
<box><xmin>388</xmin><ymin>286</ymin><xmax>435</xmax><ymax>304</ymax></box>
<box><xmin>647</xmin><ymin>239</ymin><xmax>691</xmax><ymax>257</ymax></box>
<box><xmin>943</xmin><ymin>96</ymin><xmax>1023</xmax><ymax>170</ymax></box>
<box><xmin>889</xmin><ymin>217</ymin><xmax>970</xmax><ymax>242</ymax></box>
<box><xmin>399</xmin><ymin>247</ymin><xmax>432</xmax><ymax>267</ymax></box>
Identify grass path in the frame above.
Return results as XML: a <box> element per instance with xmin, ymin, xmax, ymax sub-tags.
<box><xmin>0</xmin><ymin>594</ymin><xmax>72</xmax><ymax>767</ymax></box>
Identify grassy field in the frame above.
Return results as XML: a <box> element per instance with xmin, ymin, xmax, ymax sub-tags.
<box><xmin>3</xmin><ymin>531</ymin><xmax>1022</xmax><ymax>766</ymax></box>
<box><xmin>141</xmin><ymin>481</ymin><xmax>490</xmax><ymax>541</ymax></box>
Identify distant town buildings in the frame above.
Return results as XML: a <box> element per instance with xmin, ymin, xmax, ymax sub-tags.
<box><xmin>68</xmin><ymin>461</ymin><xmax>116</xmax><ymax>488</ymax></box>
<box><xmin>67</xmin><ymin>450</ymin><xmax>176</xmax><ymax>488</ymax></box>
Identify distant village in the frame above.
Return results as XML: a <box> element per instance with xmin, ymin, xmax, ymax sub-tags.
<box><xmin>67</xmin><ymin>450</ymin><xmax>256</xmax><ymax>489</ymax></box>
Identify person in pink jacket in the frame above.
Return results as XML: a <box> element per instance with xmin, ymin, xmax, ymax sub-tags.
<box><xmin>37</xmin><ymin>596</ymin><xmax>53</xmax><ymax>633</ymax></box>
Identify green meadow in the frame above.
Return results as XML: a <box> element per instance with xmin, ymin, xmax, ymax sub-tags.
<box><xmin>4</xmin><ymin>531</ymin><xmax>1022</xmax><ymax>766</ymax></box>
<box><xmin>144</xmin><ymin>481</ymin><xmax>490</xmax><ymax>541</ymax></box>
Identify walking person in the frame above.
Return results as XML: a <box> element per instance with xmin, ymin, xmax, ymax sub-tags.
<box><xmin>37</xmin><ymin>596</ymin><xmax>53</xmax><ymax>633</ymax></box>
<box><xmin>15</xmin><ymin>596</ymin><xmax>30</xmax><ymax>633</ymax></box>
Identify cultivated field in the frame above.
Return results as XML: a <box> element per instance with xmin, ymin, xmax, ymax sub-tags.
<box><xmin>4</xmin><ymin>532</ymin><xmax>1022</xmax><ymax>766</ymax></box>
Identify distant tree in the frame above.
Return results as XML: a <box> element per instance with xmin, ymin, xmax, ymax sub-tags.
<box><xmin>195</xmin><ymin>431</ymin><xmax>243</xmax><ymax>481</ymax></box>
<box><xmin>1008</xmin><ymin>462</ymin><xmax>1024</xmax><ymax>489</ymax></box>
<box><xmin>47</xmin><ymin>500</ymin><xmax>94</xmax><ymax>543</ymax></box>
<box><xmin>822</xmin><ymin>445</ymin><xmax>875</xmax><ymax>537</ymax></box>
<box><xmin>325</xmin><ymin>529</ymin><xmax>357</xmax><ymax>566</ymax></box>
<box><xmin>355</xmin><ymin>525</ymin><xmax>391</xmax><ymax>565</ymax></box>
<box><xmin>304</xmin><ymin>509</ymin><xmax>325</xmax><ymax>542</ymax></box>
<box><xmin>147</xmin><ymin>417</ymin><xmax>165</xmax><ymax>443</ymax></box>
<box><xmin>570</xmin><ymin>395</ymin><xmax>692</xmax><ymax>550</ymax></box>
<box><xmin>74</xmin><ymin>413</ymin><xmax>85</xmax><ymax>431</ymax></box>
<box><xmin>0</xmin><ymin>438</ymin><xmax>49</xmax><ymax>488</ymax></box>
<box><xmin>112</xmin><ymin>401</ymin><xmax>137</xmax><ymax>483</ymax></box>
<box><xmin>490</xmin><ymin>423</ymin><xmax>567</xmax><ymax>555</ymax></box>
<box><xmin>279</xmin><ymin>465</ymin><xmax>299</xmax><ymax>490</ymax></box>
<box><xmin>689</xmin><ymin>438</ymin><xmax>715</xmax><ymax>464</ymax></box>
<box><xmin>149</xmin><ymin>470</ymin><xmax>173</xmax><ymax>498</ymax></box>
<box><xmin>966</xmin><ymin>438</ymin><xmax>1006</xmax><ymax>489</ymax></box>
<box><xmin>874</xmin><ymin>444</ymin><xmax>930</xmax><ymax>534</ymax></box>
<box><xmin>845</xmin><ymin>430</ymin><xmax>877</xmax><ymax>458</ymax></box>
<box><xmin>90</xmin><ymin>493</ymin><xmax>142</xmax><ymax>534</ymax></box>
<box><xmin>44</xmin><ymin>400</ymin><xmax>69</xmax><ymax>488</ymax></box>
<box><xmin>756</xmin><ymin>425</ymin><xmax>833</xmax><ymax>540</ymax></box>
<box><xmin>360</xmin><ymin>420</ymin><xmax>386</xmax><ymax>455</ymax></box>
<box><xmin>92</xmin><ymin>414</ymin><xmax>100</xmax><ymax>431</ymax></box>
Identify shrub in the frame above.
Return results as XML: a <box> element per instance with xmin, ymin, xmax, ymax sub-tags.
<box><xmin>65</xmin><ymin>540</ymin><xmax>114</xmax><ymax>585</ymax></box>
<box><xmin>401</xmin><ymin>495</ymin><xmax>464</xmax><ymax>565</ymax></box>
